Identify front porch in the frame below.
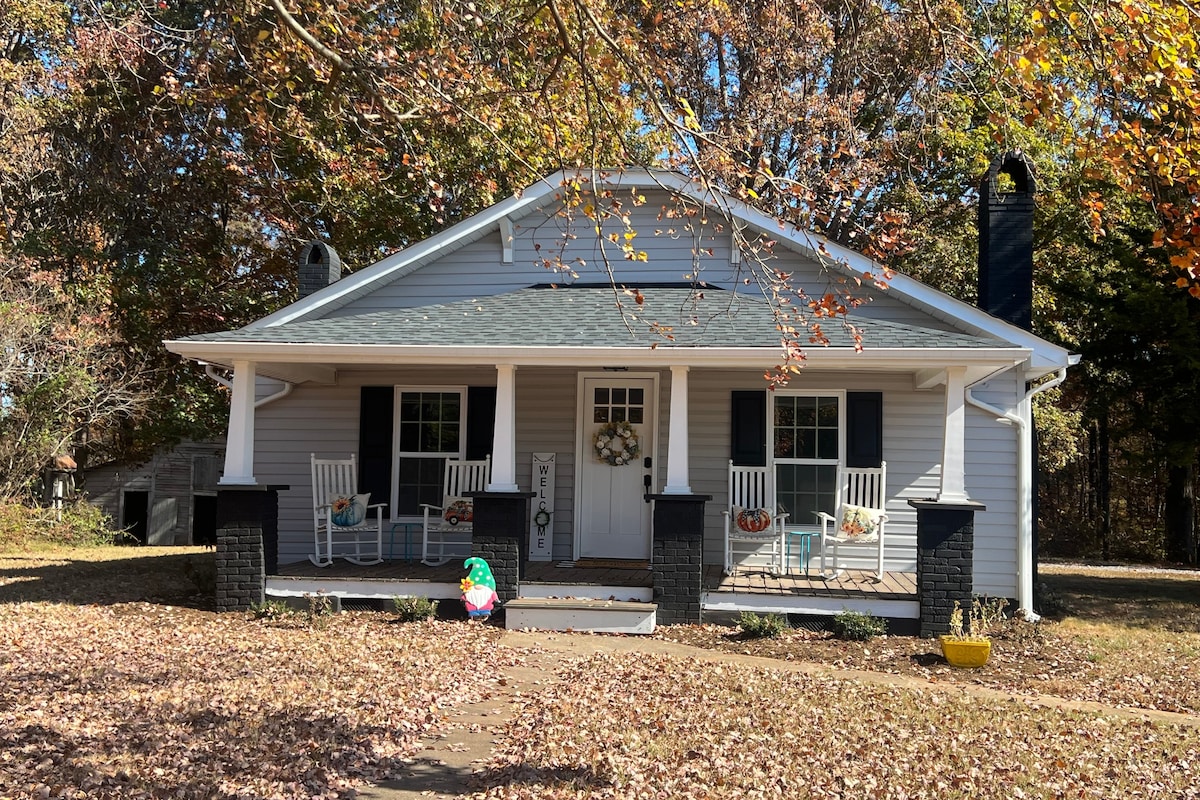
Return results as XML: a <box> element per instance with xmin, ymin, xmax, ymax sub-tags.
<box><xmin>266</xmin><ymin>557</ymin><xmax>918</xmax><ymax>622</ymax></box>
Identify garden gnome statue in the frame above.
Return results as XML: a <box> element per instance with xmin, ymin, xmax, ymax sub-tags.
<box><xmin>460</xmin><ymin>557</ymin><xmax>499</xmax><ymax>621</ymax></box>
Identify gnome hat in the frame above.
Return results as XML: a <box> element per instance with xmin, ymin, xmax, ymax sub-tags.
<box><xmin>463</xmin><ymin>557</ymin><xmax>496</xmax><ymax>591</ymax></box>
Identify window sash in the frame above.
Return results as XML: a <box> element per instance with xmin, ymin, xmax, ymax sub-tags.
<box><xmin>392</xmin><ymin>387</ymin><xmax>466</xmax><ymax>518</ymax></box>
<box><xmin>771</xmin><ymin>392</ymin><xmax>844</xmax><ymax>526</ymax></box>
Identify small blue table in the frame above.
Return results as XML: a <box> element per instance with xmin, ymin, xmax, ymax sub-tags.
<box><xmin>389</xmin><ymin>522</ymin><xmax>420</xmax><ymax>563</ymax></box>
<box><xmin>783</xmin><ymin>529</ymin><xmax>818</xmax><ymax>577</ymax></box>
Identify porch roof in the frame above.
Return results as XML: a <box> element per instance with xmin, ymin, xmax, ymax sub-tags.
<box><xmin>177</xmin><ymin>285</ymin><xmax>1005</xmax><ymax>350</ymax></box>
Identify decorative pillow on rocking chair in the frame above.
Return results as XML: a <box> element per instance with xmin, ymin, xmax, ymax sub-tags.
<box><xmin>442</xmin><ymin>497</ymin><xmax>474</xmax><ymax>527</ymax></box>
<box><xmin>733</xmin><ymin>505</ymin><xmax>774</xmax><ymax>534</ymax></box>
<box><xmin>330</xmin><ymin>493</ymin><xmax>370</xmax><ymax>527</ymax></box>
<box><xmin>838</xmin><ymin>504</ymin><xmax>884</xmax><ymax>540</ymax></box>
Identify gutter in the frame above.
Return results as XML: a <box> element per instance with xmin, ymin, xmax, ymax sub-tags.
<box><xmin>965</xmin><ymin>365</ymin><xmax>1069</xmax><ymax>620</ymax></box>
<box><xmin>204</xmin><ymin>364</ymin><xmax>294</xmax><ymax>408</ymax></box>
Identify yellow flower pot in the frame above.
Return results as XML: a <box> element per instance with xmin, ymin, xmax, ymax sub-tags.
<box><xmin>939</xmin><ymin>636</ymin><xmax>991</xmax><ymax>668</ymax></box>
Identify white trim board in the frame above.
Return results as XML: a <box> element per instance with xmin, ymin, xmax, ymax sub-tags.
<box><xmin>702</xmin><ymin>592</ymin><xmax>920</xmax><ymax>619</ymax></box>
<box><xmin>266</xmin><ymin>577</ymin><xmax>462</xmax><ymax>601</ymax></box>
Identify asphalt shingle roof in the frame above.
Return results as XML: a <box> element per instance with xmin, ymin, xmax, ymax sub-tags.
<box><xmin>182</xmin><ymin>285</ymin><xmax>1005</xmax><ymax>349</ymax></box>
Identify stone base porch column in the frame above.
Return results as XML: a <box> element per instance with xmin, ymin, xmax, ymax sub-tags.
<box><xmin>214</xmin><ymin>486</ymin><xmax>287</xmax><ymax>612</ymax></box>
<box><xmin>909</xmin><ymin>499</ymin><xmax>984</xmax><ymax>637</ymax></box>
<box><xmin>469</xmin><ymin>491</ymin><xmax>535</xmax><ymax>611</ymax></box>
<box><xmin>647</xmin><ymin>493</ymin><xmax>711</xmax><ymax>625</ymax></box>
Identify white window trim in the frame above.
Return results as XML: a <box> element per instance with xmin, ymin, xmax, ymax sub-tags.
<box><xmin>390</xmin><ymin>385</ymin><xmax>468</xmax><ymax>521</ymax></box>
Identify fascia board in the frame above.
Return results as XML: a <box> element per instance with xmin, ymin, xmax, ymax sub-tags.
<box><xmin>165</xmin><ymin>339</ymin><xmax>1029</xmax><ymax>371</ymax></box>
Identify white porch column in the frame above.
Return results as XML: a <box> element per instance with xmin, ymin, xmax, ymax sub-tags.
<box><xmin>487</xmin><ymin>364</ymin><xmax>519</xmax><ymax>492</ymax></box>
<box><xmin>663</xmin><ymin>365</ymin><xmax>692</xmax><ymax>494</ymax></box>
<box><xmin>938</xmin><ymin>366</ymin><xmax>969</xmax><ymax>503</ymax></box>
<box><xmin>219</xmin><ymin>359</ymin><xmax>258</xmax><ymax>485</ymax></box>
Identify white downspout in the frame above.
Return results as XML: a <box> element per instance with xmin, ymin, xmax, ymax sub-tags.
<box><xmin>965</xmin><ymin>366</ymin><xmax>1067</xmax><ymax>620</ymax></box>
<box><xmin>205</xmin><ymin>364</ymin><xmax>294</xmax><ymax>408</ymax></box>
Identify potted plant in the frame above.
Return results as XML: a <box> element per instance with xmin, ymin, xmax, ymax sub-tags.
<box><xmin>939</xmin><ymin>596</ymin><xmax>1008</xmax><ymax>668</ymax></box>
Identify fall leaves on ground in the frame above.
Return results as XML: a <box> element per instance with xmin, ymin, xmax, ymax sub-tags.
<box><xmin>1</xmin><ymin>550</ymin><xmax>1198</xmax><ymax>798</ymax></box>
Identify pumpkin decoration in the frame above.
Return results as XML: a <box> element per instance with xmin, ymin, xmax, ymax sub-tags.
<box><xmin>735</xmin><ymin>506</ymin><xmax>773</xmax><ymax>533</ymax></box>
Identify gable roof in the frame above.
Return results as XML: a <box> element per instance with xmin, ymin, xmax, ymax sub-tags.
<box><xmin>241</xmin><ymin>169</ymin><xmax>1071</xmax><ymax>376</ymax></box>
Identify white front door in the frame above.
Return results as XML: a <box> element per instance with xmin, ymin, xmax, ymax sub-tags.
<box><xmin>577</xmin><ymin>377</ymin><xmax>655</xmax><ymax>559</ymax></box>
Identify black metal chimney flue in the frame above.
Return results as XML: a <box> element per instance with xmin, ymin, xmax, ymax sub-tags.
<box><xmin>978</xmin><ymin>152</ymin><xmax>1035</xmax><ymax>331</ymax></box>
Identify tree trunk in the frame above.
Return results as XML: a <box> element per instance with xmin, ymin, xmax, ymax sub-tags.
<box><xmin>1098</xmin><ymin>412</ymin><xmax>1111</xmax><ymax>560</ymax></box>
<box><xmin>1164</xmin><ymin>461</ymin><xmax>1196</xmax><ymax>564</ymax></box>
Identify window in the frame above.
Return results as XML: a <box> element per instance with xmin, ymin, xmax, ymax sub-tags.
<box><xmin>393</xmin><ymin>388</ymin><xmax>465</xmax><ymax>516</ymax></box>
<box><xmin>772</xmin><ymin>393</ymin><xmax>843</xmax><ymax>526</ymax></box>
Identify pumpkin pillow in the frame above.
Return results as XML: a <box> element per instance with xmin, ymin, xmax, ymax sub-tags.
<box><xmin>330</xmin><ymin>493</ymin><xmax>370</xmax><ymax>527</ymax></box>
<box><xmin>838</xmin><ymin>503</ymin><xmax>884</xmax><ymax>540</ymax></box>
<box><xmin>733</xmin><ymin>505</ymin><xmax>774</xmax><ymax>533</ymax></box>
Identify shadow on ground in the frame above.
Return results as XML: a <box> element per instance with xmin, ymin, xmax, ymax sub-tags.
<box><xmin>1041</xmin><ymin>569</ymin><xmax>1200</xmax><ymax>631</ymax></box>
<box><xmin>0</xmin><ymin>549</ymin><xmax>215</xmax><ymax>608</ymax></box>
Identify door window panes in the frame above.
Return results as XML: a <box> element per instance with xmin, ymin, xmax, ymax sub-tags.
<box><xmin>594</xmin><ymin>385</ymin><xmax>645</xmax><ymax>426</ymax></box>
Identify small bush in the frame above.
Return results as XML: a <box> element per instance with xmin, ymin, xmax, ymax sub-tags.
<box><xmin>182</xmin><ymin>555</ymin><xmax>217</xmax><ymax>596</ymax></box>
<box><xmin>0</xmin><ymin>500</ymin><xmax>119</xmax><ymax>550</ymax></box>
<box><xmin>393</xmin><ymin>595</ymin><xmax>439</xmax><ymax>622</ymax></box>
<box><xmin>737</xmin><ymin>611</ymin><xmax>787</xmax><ymax>639</ymax></box>
<box><xmin>250</xmin><ymin>599</ymin><xmax>296</xmax><ymax>622</ymax></box>
<box><xmin>831</xmin><ymin>610</ymin><xmax>887</xmax><ymax>640</ymax></box>
<box><xmin>305</xmin><ymin>592</ymin><xmax>335</xmax><ymax>629</ymax></box>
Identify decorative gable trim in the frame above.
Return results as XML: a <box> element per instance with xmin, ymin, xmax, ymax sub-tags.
<box><xmin>499</xmin><ymin>216</ymin><xmax>514</xmax><ymax>264</ymax></box>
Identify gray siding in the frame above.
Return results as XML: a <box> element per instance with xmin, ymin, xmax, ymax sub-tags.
<box><xmin>256</xmin><ymin>365</ymin><xmax>1020</xmax><ymax>587</ymax></box>
<box><xmin>964</xmin><ymin>370</ymin><xmax>1022</xmax><ymax>598</ymax></box>
<box><xmin>330</xmin><ymin>189</ymin><xmax>953</xmax><ymax>332</ymax></box>
<box><xmin>688</xmin><ymin>370</ymin><xmax>943</xmax><ymax>574</ymax></box>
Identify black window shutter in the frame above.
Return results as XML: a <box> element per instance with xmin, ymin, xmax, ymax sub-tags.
<box><xmin>466</xmin><ymin>386</ymin><xmax>497</xmax><ymax>461</ymax></box>
<box><xmin>358</xmin><ymin>387</ymin><xmax>394</xmax><ymax>515</ymax></box>
<box><xmin>846</xmin><ymin>391</ymin><xmax>883</xmax><ymax>468</ymax></box>
<box><xmin>730</xmin><ymin>390</ymin><xmax>767</xmax><ymax>466</ymax></box>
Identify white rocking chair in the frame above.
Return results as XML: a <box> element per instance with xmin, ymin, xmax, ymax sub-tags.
<box><xmin>310</xmin><ymin>453</ymin><xmax>385</xmax><ymax>567</ymax></box>
<box><xmin>722</xmin><ymin>460</ymin><xmax>789</xmax><ymax>575</ymax></box>
<box><xmin>421</xmin><ymin>456</ymin><xmax>491</xmax><ymax>566</ymax></box>
<box><xmin>817</xmin><ymin>462</ymin><xmax>888</xmax><ymax>581</ymax></box>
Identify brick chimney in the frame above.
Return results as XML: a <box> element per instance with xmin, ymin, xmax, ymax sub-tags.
<box><xmin>298</xmin><ymin>240</ymin><xmax>341</xmax><ymax>299</ymax></box>
<box><xmin>977</xmin><ymin>152</ymin><xmax>1035</xmax><ymax>331</ymax></box>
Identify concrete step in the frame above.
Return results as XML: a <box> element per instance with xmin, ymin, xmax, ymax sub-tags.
<box><xmin>504</xmin><ymin>597</ymin><xmax>657</xmax><ymax>634</ymax></box>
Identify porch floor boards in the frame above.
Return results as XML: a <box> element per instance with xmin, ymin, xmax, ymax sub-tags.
<box><xmin>272</xmin><ymin>559</ymin><xmax>653</xmax><ymax>588</ymax></box>
<box><xmin>704</xmin><ymin>566</ymin><xmax>916</xmax><ymax>600</ymax></box>
<box><xmin>273</xmin><ymin>560</ymin><xmax>913</xmax><ymax>598</ymax></box>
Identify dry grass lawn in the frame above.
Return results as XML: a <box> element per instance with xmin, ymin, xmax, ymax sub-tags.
<box><xmin>2</xmin><ymin>546</ymin><xmax>1198</xmax><ymax>798</ymax></box>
